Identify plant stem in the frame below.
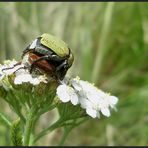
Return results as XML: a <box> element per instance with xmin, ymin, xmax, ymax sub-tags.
<box><xmin>58</xmin><ymin>127</ymin><xmax>72</xmax><ymax>146</ymax></box>
<box><xmin>91</xmin><ymin>2</ymin><xmax>114</xmax><ymax>83</ymax></box>
<box><xmin>59</xmin><ymin>118</ymin><xmax>87</xmax><ymax>146</ymax></box>
<box><xmin>7</xmin><ymin>92</ymin><xmax>26</xmax><ymax>123</ymax></box>
<box><xmin>0</xmin><ymin>112</ymin><xmax>12</xmax><ymax>127</ymax></box>
<box><xmin>33</xmin><ymin>118</ymin><xmax>62</xmax><ymax>144</ymax></box>
<box><xmin>23</xmin><ymin>106</ymin><xmax>37</xmax><ymax>146</ymax></box>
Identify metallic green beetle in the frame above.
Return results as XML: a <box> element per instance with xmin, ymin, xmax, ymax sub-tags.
<box><xmin>23</xmin><ymin>33</ymin><xmax>74</xmax><ymax>80</ymax></box>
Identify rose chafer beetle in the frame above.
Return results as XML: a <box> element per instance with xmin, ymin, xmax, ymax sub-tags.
<box><xmin>22</xmin><ymin>33</ymin><xmax>74</xmax><ymax>80</ymax></box>
<box><xmin>2</xmin><ymin>33</ymin><xmax>74</xmax><ymax>81</ymax></box>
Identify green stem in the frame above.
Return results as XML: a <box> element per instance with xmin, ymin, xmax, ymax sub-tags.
<box><xmin>91</xmin><ymin>2</ymin><xmax>114</xmax><ymax>83</ymax></box>
<box><xmin>8</xmin><ymin>91</ymin><xmax>26</xmax><ymax>123</ymax></box>
<box><xmin>33</xmin><ymin>118</ymin><xmax>62</xmax><ymax>144</ymax></box>
<box><xmin>15</xmin><ymin>111</ymin><xmax>26</xmax><ymax>124</ymax></box>
<box><xmin>23</xmin><ymin>106</ymin><xmax>37</xmax><ymax>146</ymax></box>
<box><xmin>30</xmin><ymin>105</ymin><xmax>55</xmax><ymax>137</ymax></box>
<box><xmin>0</xmin><ymin>112</ymin><xmax>12</xmax><ymax>127</ymax></box>
<box><xmin>59</xmin><ymin>127</ymin><xmax>72</xmax><ymax>146</ymax></box>
<box><xmin>59</xmin><ymin>118</ymin><xmax>87</xmax><ymax>146</ymax></box>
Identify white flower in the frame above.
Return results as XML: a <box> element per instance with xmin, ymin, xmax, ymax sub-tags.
<box><xmin>86</xmin><ymin>108</ymin><xmax>100</xmax><ymax>118</ymax></box>
<box><xmin>14</xmin><ymin>73</ymin><xmax>40</xmax><ymax>85</ymax></box>
<box><xmin>56</xmin><ymin>76</ymin><xmax>118</xmax><ymax>119</ymax></box>
<box><xmin>14</xmin><ymin>69</ymin><xmax>48</xmax><ymax>85</ymax></box>
<box><xmin>80</xmin><ymin>90</ymin><xmax>118</xmax><ymax>118</ymax></box>
<box><xmin>71</xmin><ymin>76</ymin><xmax>118</xmax><ymax>118</ymax></box>
<box><xmin>14</xmin><ymin>73</ymin><xmax>31</xmax><ymax>84</ymax></box>
<box><xmin>0</xmin><ymin>60</ymin><xmax>21</xmax><ymax>85</ymax></box>
<box><xmin>0</xmin><ymin>60</ymin><xmax>22</xmax><ymax>76</ymax></box>
<box><xmin>0</xmin><ymin>59</ymin><xmax>48</xmax><ymax>86</ymax></box>
<box><xmin>56</xmin><ymin>84</ymin><xmax>79</xmax><ymax>105</ymax></box>
<box><xmin>3</xmin><ymin>64</ymin><xmax>24</xmax><ymax>76</ymax></box>
<box><xmin>71</xmin><ymin>76</ymin><xmax>99</xmax><ymax>98</ymax></box>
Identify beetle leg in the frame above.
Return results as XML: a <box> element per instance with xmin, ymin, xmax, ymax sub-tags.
<box><xmin>55</xmin><ymin>60</ymin><xmax>68</xmax><ymax>80</ymax></box>
<box><xmin>56</xmin><ymin>60</ymin><xmax>68</xmax><ymax>72</ymax></box>
<box><xmin>2</xmin><ymin>61</ymin><xmax>22</xmax><ymax>72</ymax></box>
<box><xmin>11</xmin><ymin>66</ymin><xmax>29</xmax><ymax>73</ymax></box>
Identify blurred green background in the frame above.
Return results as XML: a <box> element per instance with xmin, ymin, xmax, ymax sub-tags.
<box><xmin>0</xmin><ymin>2</ymin><xmax>148</xmax><ymax>146</ymax></box>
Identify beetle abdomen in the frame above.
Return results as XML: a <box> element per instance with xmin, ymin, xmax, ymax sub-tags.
<box><xmin>28</xmin><ymin>53</ymin><xmax>55</xmax><ymax>75</ymax></box>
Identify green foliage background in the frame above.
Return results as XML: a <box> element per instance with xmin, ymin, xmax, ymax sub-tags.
<box><xmin>0</xmin><ymin>2</ymin><xmax>148</xmax><ymax>146</ymax></box>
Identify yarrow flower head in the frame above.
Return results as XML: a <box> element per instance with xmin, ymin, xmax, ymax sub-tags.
<box><xmin>0</xmin><ymin>59</ymin><xmax>48</xmax><ymax>86</ymax></box>
<box><xmin>56</xmin><ymin>83</ymin><xmax>79</xmax><ymax>105</ymax></box>
<box><xmin>56</xmin><ymin>76</ymin><xmax>118</xmax><ymax>119</ymax></box>
<box><xmin>0</xmin><ymin>59</ymin><xmax>59</xmax><ymax>113</ymax></box>
<box><xmin>0</xmin><ymin>59</ymin><xmax>118</xmax><ymax>122</ymax></box>
<box><xmin>14</xmin><ymin>69</ymin><xmax>48</xmax><ymax>85</ymax></box>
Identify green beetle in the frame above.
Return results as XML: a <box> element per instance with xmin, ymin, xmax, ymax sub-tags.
<box><xmin>22</xmin><ymin>33</ymin><xmax>74</xmax><ymax>80</ymax></box>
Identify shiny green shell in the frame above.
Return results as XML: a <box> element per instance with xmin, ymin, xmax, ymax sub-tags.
<box><xmin>41</xmin><ymin>33</ymin><xmax>69</xmax><ymax>58</ymax></box>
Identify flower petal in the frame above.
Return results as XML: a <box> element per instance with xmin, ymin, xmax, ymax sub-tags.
<box><xmin>71</xmin><ymin>80</ymin><xmax>82</xmax><ymax>91</ymax></box>
<box><xmin>69</xmin><ymin>88</ymin><xmax>79</xmax><ymax>105</ymax></box>
<box><xmin>86</xmin><ymin>108</ymin><xmax>97</xmax><ymax>118</ymax></box>
<box><xmin>101</xmin><ymin>108</ymin><xmax>110</xmax><ymax>117</ymax></box>
<box><xmin>79</xmin><ymin>98</ymin><xmax>92</xmax><ymax>109</ymax></box>
<box><xmin>31</xmin><ymin>78</ymin><xmax>40</xmax><ymax>85</ymax></box>
<box><xmin>14</xmin><ymin>74</ymin><xmax>32</xmax><ymax>84</ymax></box>
<box><xmin>56</xmin><ymin>85</ymin><xmax>70</xmax><ymax>102</ymax></box>
<box><xmin>70</xmin><ymin>93</ymin><xmax>79</xmax><ymax>105</ymax></box>
<box><xmin>109</xmin><ymin>96</ymin><xmax>118</xmax><ymax>105</ymax></box>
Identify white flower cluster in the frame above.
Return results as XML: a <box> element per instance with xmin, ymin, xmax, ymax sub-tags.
<box><xmin>0</xmin><ymin>59</ymin><xmax>48</xmax><ymax>86</ymax></box>
<box><xmin>56</xmin><ymin>76</ymin><xmax>118</xmax><ymax>118</ymax></box>
<box><xmin>0</xmin><ymin>60</ymin><xmax>118</xmax><ymax>119</ymax></box>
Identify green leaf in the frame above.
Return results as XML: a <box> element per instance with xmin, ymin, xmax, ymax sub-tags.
<box><xmin>11</xmin><ymin>118</ymin><xmax>23</xmax><ymax>146</ymax></box>
<box><xmin>0</xmin><ymin>111</ymin><xmax>12</xmax><ymax>127</ymax></box>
